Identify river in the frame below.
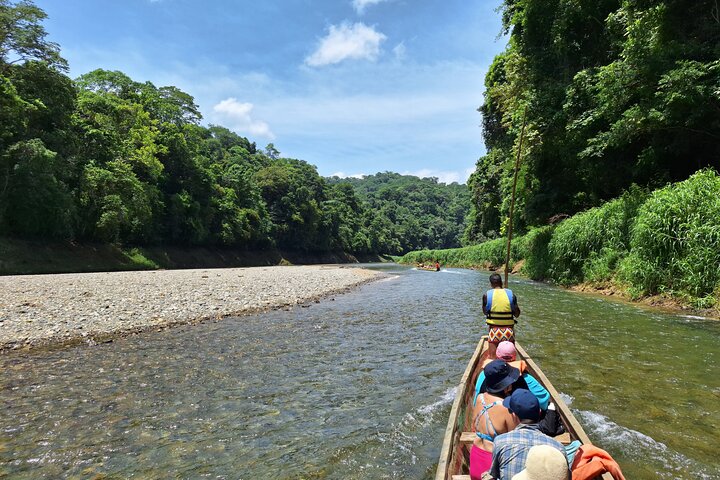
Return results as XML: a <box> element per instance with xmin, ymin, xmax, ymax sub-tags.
<box><xmin>1</xmin><ymin>264</ymin><xmax>718</xmax><ymax>479</ymax></box>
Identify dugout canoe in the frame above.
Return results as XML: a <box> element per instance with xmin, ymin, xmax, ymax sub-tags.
<box><xmin>435</xmin><ymin>336</ymin><xmax>613</xmax><ymax>480</ymax></box>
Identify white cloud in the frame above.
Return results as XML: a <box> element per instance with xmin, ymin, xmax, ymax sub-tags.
<box><xmin>330</xmin><ymin>171</ymin><xmax>367</xmax><ymax>179</ymax></box>
<box><xmin>305</xmin><ymin>22</ymin><xmax>386</xmax><ymax>67</ymax></box>
<box><xmin>352</xmin><ymin>0</ymin><xmax>389</xmax><ymax>14</ymax></box>
<box><xmin>402</xmin><ymin>168</ymin><xmax>473</xmax><ymax>185</ymax></box>
<box><xmin>464</xmin><ymin>166</ymin><xmax>476</xmax><ymax>180</ymax></box>
<box><xmin>212</xmin><ymin>98</ymin><xmax>275</xmax><ymax>139</ymax></box>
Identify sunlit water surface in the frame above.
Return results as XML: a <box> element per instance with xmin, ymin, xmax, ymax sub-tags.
<box><xmin>1</xmin><ymin>264</ymin><xmax>718</xmax><ymax>479</ymax></box>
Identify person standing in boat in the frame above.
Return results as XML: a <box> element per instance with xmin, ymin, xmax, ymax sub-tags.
<box><xmin>483</xmin><ymin>273</ymin><xmax>521</xmax><ymax>358</ymax></box>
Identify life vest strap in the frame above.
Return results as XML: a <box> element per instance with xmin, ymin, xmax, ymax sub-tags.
<box><xmin>486</xmin><ymin>318</ymin><xmax>516</xmax><ymax>326</ymax></box>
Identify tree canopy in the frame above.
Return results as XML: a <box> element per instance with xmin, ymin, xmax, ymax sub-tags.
<box><xmin>466</xmin><ymin>0</ymin><xmax>720</xmax><ymax>243</ymax></box>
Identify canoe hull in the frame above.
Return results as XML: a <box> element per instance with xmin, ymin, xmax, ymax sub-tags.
<box><xmin>435</xmin><ymin>337</ymin><xmax>613</xmax><ymax>480</ymax></box>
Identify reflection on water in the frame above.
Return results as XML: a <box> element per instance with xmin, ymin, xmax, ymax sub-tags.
<box><xmin>1</xmin><ymin>264</ymin><xmax>719</xmax><ymax>479</ymax></box>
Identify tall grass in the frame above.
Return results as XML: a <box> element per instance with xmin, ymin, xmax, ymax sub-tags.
<box><xmin>519</xmin><ymin>225</ymin><xmax>555</xmax><ymax>280</ymax></box>
<box><xmin>400</xmin><ymin>236</ymin><xmax>525</xmax><ymax>269</ymax></box>
<box><xmin>546</xmin><ymin>186</ymin><xmax>646</xmax><ymax>285</ymax></box>
<box><xmin>618</xmin><ymin>170</ymin><xmax>720</xmax><ymax>307</ymax></box>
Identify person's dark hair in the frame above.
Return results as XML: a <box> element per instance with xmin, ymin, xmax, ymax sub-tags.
<box><xmin>489</xmin><ymin>273</ymin><xmax>502</xmax><ymax>286</ymax></box>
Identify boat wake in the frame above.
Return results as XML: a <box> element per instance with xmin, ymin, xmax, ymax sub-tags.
<box><xmin>371</xmin><ymin>387</ymin><xmax>457</xmax><ymax>467</ymax></box>
<box><xmin>681</xmin><ymin>314</ymin><xmax>712</xmax><ymax>321</ymax></box>
<box><xmin>576</xmin><ymin>409</ymin><xmax>719</xmax><ymax>479</ymax></box>
<box><xmin>416</xmin><ymin>386</ymin><xmax>457</xmax><ymax>420</ymax></box>
<box><xmin>377</xmin><ymin>274</ymin><xmax>401</xmax><ymax>283</ymax></box>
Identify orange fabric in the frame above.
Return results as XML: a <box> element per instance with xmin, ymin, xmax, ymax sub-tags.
<box><xmin>481</xmin><ymin>359</ymin><xmax>526</xmax><ymax>373</ymax></box>
<box><xmin>571</xmin><ymin>445</ymin><xmax>625</xmax><ymax>480</ymax></box>
<box><xmin>509</xmin><ymin>360</ymin><xmax>527</xmax><ymax>373</ymax></box>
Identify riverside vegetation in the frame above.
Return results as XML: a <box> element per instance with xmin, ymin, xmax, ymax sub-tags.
<box><xmin>401</xmin><ymin>170</ymin><xmax>720</xmax><ymax>312</ymax></box>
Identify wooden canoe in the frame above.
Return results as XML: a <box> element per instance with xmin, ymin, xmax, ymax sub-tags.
<box><xmin>417</xmin><ymin>265</ymin><xmax>441</xmax><ymax>271</ymax></box>
<box><xmin>435</xmin><ymin>336</ymin><xmax>613</xmax><ymax>480</ymax></box>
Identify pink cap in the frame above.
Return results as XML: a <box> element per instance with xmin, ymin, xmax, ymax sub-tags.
<box><xmin>496</xmin><ymin>341</ymin><xmax>517</xmax><ymax>361</ymax></box>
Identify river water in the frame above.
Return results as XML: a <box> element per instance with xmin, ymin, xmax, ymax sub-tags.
<box><xmin>1</xmin><ymin>264</ymin><xmax>718</xmax><ymax>479</ymax></box>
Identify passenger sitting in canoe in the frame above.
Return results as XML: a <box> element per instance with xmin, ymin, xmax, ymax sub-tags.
<box><xmin>487</xmin><ymin>389</ymin><xmax>569</xmax><ymax>480</ymax></box>
<box><xmin>477</xmin><ymin>341</ymin><xmax>550</xmax><ymax>410</ymax></box>
<box><xmin>470</xmin><ymin>360</ymin><xmax>523</xmax><ymax>480</ymax></box>
<box><xmin>476</xmin><ymin>342</ymin><xmax>563</xmax><ymax>437</ymax></box>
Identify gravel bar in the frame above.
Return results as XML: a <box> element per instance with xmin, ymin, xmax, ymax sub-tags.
<box><xmin>0</xmin><ymin>265</ymin><xmax>383</xmax><ymax>352</ymax></box>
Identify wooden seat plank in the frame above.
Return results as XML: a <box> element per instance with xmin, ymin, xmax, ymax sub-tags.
<box><xmin>460</xmin><ymin>432</ymin><xmax>475</xmax><ymax>444</ymax></box>
<box><xmin>462</xmin><ymin>430</ymin><xmax>571</xmax><ymax>445</ymax></box>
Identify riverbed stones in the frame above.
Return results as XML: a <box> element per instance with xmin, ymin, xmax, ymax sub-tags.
<box><xmin>0</xmin><ymin>266</ymin><xmax>382</xmax><ymax>352</ymax></box>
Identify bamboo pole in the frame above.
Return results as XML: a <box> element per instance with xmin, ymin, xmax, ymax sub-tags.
<box><xmin>504</xmin><ymin>108</ymin><xmax>528</xmax><ymax>288</ymax></box>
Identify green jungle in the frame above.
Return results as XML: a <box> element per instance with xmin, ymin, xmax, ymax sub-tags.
<box><xmin>1</xmin><ymin>0</ymin><xmax>719</xmax><ymax>311</ymax></box>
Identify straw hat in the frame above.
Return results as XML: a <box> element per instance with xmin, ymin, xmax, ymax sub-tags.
<box><xmin>512</xmin><ymin>445</ymin><xmax>569</xmax><ymax>480</ymax></box>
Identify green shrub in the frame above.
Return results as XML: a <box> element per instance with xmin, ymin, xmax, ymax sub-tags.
<box><xmin>618</xmin><ymin>169</ymin><xmax>720</xmax><ymax>305</ymax></box>
<box><xmin>124</xmin><ymin>247</ymin><xmax>159</xmax><ymax>270</ymax></box>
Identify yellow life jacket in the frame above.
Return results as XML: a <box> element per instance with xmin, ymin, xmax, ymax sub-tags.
<box><xmin>485</xmin><ymin>288</ymin><xmax>516</xmax><ymax>326</ymax></box>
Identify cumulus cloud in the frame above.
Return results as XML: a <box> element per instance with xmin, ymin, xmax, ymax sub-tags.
<box><xmin>305</xmin><ymin>22</ymin><xmax>386</xmax><ymax>67</ymax></box>
<box><xmin>330</xmin><ymin>171</ymin><xmax>367</xmax><ymax>179</ymax></box>
<box><xmin>352</xmin><ymin>0</ymin><xmax>389</xmax><ymax>14</ymax></box>
<box><xmin>403</xmin><ymin>168</ymin><xmax>473</xmax><ymax>185</ymax></box>
<box><xmin>212</xmin><ymin>98</ymin><xmax>274</xmax><ymax>139</ymax></box>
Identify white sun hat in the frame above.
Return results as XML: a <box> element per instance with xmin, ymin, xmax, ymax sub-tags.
<box><xmin>512</xmin><ymin>445</ymin><xmax>569</xmax><ymax>480</ymax></box>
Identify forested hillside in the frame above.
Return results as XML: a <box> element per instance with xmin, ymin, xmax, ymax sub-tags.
<box><xmin>466</xmin><ymin>0</ymin><xmax>720</xmax><ymax>242</ymax></box>
<box><xmin>0</xmin><ymin>1</ymin><xmax>469</xmax><ymax>256</ymax></box>
<box><xmin>328</xmin><ymin>173</ymin><xmax>470</xmax><ymax>253</ymax></box>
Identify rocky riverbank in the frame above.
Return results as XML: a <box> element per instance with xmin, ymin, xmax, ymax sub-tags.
<box><xmin>0</xmin><ymin>265</ymin><xmax>383</xmax><ymax>352</ymax></box>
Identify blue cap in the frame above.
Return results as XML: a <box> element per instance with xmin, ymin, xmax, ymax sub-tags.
<box><xmin>503</xmin><ymin>388</ymin><xmax>541</xmax><ymax>421</ymax></box>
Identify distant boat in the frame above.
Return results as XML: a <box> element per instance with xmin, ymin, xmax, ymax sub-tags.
<box><xmin>435</xmin><ymin>336</ymin><xmax>614</xmax><ymax>480</ymax></box>
<box><xmin>417</xmin><ymin>264</ymin><xmax>441</xmax><ymax>271</ymax></box>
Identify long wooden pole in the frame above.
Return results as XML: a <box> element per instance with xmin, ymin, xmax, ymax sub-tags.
<box><xmin>504</xmin><ymin>108</ymin><xmax>528</xmax><ymax>288</ymax></box>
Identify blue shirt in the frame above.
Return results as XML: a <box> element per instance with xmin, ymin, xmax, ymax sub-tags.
<box><xmin>474</xmin><ymin>371</ymin><xmax>551</xmax><ymax>411</ymax></box>
<box><xmin>489</xmin><ymin>424</ymin><xmax>567</xmax><ymax>480</ymax></box>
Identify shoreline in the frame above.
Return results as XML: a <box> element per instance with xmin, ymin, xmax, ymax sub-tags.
<box><xmin>568</xmin><ymin>282</ymin><xmax>720</xmax><ymax>320</ymax></box>
<box><xmin>0</xmin><ymin>265</ymin><xmax>384</xmax><ymax>354</ymax></box>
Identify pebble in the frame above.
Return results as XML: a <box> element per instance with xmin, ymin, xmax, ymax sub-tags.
<box><xmin>0</xmin><ymin>266</ymin><xmax>382</xmax><ymax>352</ymax></box>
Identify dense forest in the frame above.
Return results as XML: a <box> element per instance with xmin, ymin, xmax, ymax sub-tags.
<box><xmin>465</xmin><ymin>0</ymin><xmax>720</xmax><ymax>242</ymax></box>
<box><xmin>328</xmin><ymin>173</ymin><xmax>470</xmax><ymax>253</ymax></box>
<box><xmin>0</xmin><ymin>1</ymin><xmax>470</xmax><ymax>256</ymax></box>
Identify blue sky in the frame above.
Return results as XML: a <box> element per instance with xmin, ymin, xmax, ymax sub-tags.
<box><xmin>38</xmin><ymin>0</ymin><xmax>507</xmax><ymax>184</ymax></box>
